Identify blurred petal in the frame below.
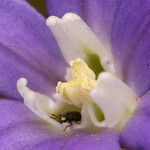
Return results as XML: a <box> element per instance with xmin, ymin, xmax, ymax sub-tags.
<box><xmin>32</xmin><ymin>138</ymin><xmax>68</xmax><ymax>150</ymax></box>
<box><xmin>46</xmin><ymin>0</ymin><xmax>83</xmax><ymax>18</ymax></box>
<box><xmin>81</xmin><ymin>0</ymin><xmax>121</xmax><ymax>49</ymax></box>
<box><xmin>0</xmin><ymin>99</ymin><xmax>67</xmax><ymax>149</ymax></box>
<box><xmin>32</xmin><ymin>131</ymin><xmax>120</xmax><ymax>150</ymax></box>
<box><xmin>112</xmin><ymin>0</ymin><xmax>150</xmax><ymax>96</ymax></box>
<box><xmin>120</xmin><ymin>90</ymin><xmax>150</xmax><ymax>150</ymax></box>
<box><xmin>0</xmin><ymin>45</ymin><xmax>53</xmax><ymax>100</ymax></box>
<box><xmin>0</xmin><ymin>0</ymin><xmax>66</xmax><ymax>99</ymax></box>
<box><xmin>64</xmin><ymin>130</ymin><xmax>120</xmax><ymax>150</ymax></box>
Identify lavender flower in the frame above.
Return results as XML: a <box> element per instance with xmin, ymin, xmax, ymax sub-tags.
<box><xmin>0</xmin><ymin>0</ymin><xmax>150</xmax><ymax>150</ymax></box>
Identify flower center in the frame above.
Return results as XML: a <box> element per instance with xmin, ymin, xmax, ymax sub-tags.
<box><xmin>56</xmin><ymin>58</ymin><xmax>97</xmax><ymax>107</ymax></box>
<box><xmin>17</xmin><ymin>12</ymin><xmax>137</xmax><ymax>133</ymax></box>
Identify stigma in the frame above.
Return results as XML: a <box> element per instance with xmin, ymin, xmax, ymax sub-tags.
<box><xmin>56</xmin><ymin>58</ymin><xmax>97</xmax><ymax>107</ymax></box>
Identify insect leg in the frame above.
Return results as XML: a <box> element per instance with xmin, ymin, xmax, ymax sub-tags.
<box><xmin>63</xmin><ymin>122</ymin><xmax>73</xmax><ymax>131</ymax></box>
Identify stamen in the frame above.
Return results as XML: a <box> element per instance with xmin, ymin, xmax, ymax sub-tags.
<box><xmin>56</xmin><ymin>58</ymin><xmax>97</xmax><ymax>107</ymax></box>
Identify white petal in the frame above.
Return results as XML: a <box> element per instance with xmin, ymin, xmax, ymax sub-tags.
<box><xmin>17</xmin><ymin>78</ymin><xmax>65</xmax><ymax>130</ymax></box>
<box><xmin>46</xmin><ymin>13</ymin><xmax>115</xmax><ymax>73</ymax></box>
<box><xmin>86</xmin><ymin>103</ymin><xmax>106</xmax><ymax>128</ymax></box>
<box><xmin>73</xmin><ymin>105</ymin><xmax>91</xmax><ymax>130</ymax></box>
<box><xmin>46</xmin><ymin>16</ymin><xmax>83</xmax><ymax>62</ymax></box>
<box><xmin>90</xmin><ymin>72</ymin><xmax>137</xmax><ymax>129</ymax></box>
<box><xmin>74</xmin><ymin>104</ymin><xmax>106</xmax><ymax>130</ymax></box>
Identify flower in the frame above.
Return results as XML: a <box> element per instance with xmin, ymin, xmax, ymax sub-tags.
<box><xmin>0</xmin><ymin>0</ymin><xmax>150</xmax><ymax>150</ymax></box>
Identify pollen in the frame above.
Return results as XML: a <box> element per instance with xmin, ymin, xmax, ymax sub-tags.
<box><xmin>56</xmin><ymin>58</ymin><xmax>97</xmax><ymax>107</ymax></box>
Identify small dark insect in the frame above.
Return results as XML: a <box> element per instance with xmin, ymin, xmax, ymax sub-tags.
<box><xmin>50</xmin><ymin>111</ymin><xmax>81</xmax><ymax>131</ymax></box>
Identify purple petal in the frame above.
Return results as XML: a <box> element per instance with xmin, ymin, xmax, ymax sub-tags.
<box><xmin>111</xmin><ymin>0</ymin><xmax>150</xmax><ymax>96</ymax></box>
<box><xmin>32</xmin><ymin>131</ymin><xmax>120</xmax><ymax>150</ymax></box>
<box><xmin>46</xmin><ymin>0</ymin><xmax>84</xmax><ymax>18</ymax></box>
<box><xmin>64</xmin><ymin>130</ymin><xmax>120</xmax><ymax>150</ymax></box>
<box><xmin>32</xmin><ymin>138</ymin><xmax>68</xmax><ymax>150</ymax></box>
<box><xmin>81</xmin><ymin>0</ymin><xmax>120</xmax><ymax>46</ymax></box>
<box><xmin>120</xmin><ymin>90</ymin><xmax>150</xmax><ymax>150</ymax></box>
<box><xmin>0</xmin><ymin>99</ymin><xmax>120</xmax><ymax>149</ymax></box>
<box><xmin>0</xmin><ymin>0</ymin><xmax>67</xmax><ymax>99</ymax></box>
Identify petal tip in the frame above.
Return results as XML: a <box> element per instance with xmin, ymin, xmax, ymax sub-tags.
<box><xmin>63</xmin><ymin>12</ymin><xmax>81</xmax><ymax>21</ymax></box>
<box><xmin>17</xmin><ymin>78</ymin><xmax>27</xmax><ymax>88</ymax></box>
<box><xmin>46</xmin><ymin>16</ymin><xmax>61</xmax><ymax>27</ymax></box>
<box><xmin>17</xmin><ymin>77</ymin><xmax>28</xmax><ymax>96</ymax></box>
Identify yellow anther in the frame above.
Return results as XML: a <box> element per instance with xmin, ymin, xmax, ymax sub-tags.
<box><xmin>56</xmin><ymin>58</ymin><xmax>97</xmax><ymax>107</ymax></box>
<box><xmin>69</xmin><ymin>58</ymin><xmax>96</xmax><ymax>80</ymax></box>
